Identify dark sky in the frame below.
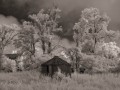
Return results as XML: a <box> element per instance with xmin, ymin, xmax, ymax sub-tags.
<box><xmin>1</xmin><ymin>0</ymin><xmax>120</xmax><ymax>53</ymax></box>
<box><xmin>0</xmin><ymin>0</ymin><xmax>120</xmax><ymax>38</ymax></box>
<box><xmin>0</xmin><ymin>0</ymin><xmax>47</xmax><ymax>21</ymax></box>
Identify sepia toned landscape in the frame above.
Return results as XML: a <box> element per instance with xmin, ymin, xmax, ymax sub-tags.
<box><xmin>0</xmin><ymin>0</ymin><xmax>120</xmax><ymax>90</ymax></box>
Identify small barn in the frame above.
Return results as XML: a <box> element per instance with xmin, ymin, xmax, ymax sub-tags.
<box><xmin>41</xmin><ymin>56</ymin><xmax>71</xmax><ymax>76</ymax></box>
<box><xmin>5</xmin><ymin>54</ymin><xmax>20</xmax><ymax>60</ymax></box>
<box><xmin>4</xmin><ymin>54</ymin><xmax>24</xmax><ymax>71</ymax></box>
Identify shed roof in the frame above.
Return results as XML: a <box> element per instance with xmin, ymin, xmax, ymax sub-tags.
<box><xmin>41</xmin><ymin>56</ymin><xmax>71</xmax><ymax>66</ymax></box>
<box><xmin>5</xmin><ymin>54</ymin><xmax>20</xmax><ymax>60</ymax></box>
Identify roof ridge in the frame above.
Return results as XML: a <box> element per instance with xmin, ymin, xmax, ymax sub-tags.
<box><xmin>41</xmin><ymin>56</ymin><xmax>70</xmax><ymax>66</ymax></box>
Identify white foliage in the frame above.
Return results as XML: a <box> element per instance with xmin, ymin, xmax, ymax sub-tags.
<box><xmin>2</xmin><ymin>56</ymin><xmax>17</xmax><ymax>72</ymax></box>
<box><xmin>96</xmin><ymin>42</ymin><xmax>120</xmax><ymax>58</ymax></box>
<box><xmin>93</xmin><ymin>56</ymin><xmax>120</xmax><ymax>72</ymax></box>
<box><xmin>12</xmin><ymin>50</ymin><xmax>17</xmax><ymax>54</ymax></box>
<box><xmin>17</xmin><ymin>56</ymin><xmax>25</xmax><ymax>71</ymax></box>
<box><xmin>11</xmin><ymin>60</ymin><xmax>17</xmax><ymax>72</ymax></box>
<box><xmin>61</xmin><ymin>51</ymin><xmax>69</xmax><ymax>59</ymax></box>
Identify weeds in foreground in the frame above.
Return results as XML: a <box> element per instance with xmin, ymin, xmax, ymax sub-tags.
<box><xmin>0</xmin><ymin>71</ymin><xmax>120</xmax><ymax>90</ymax></box>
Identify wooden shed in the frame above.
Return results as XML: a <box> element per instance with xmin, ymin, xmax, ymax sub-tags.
<box><xmin>41</xmin><ymin>56</ymin><xmax>71</xmax><ymax>76</ymax></box>
<box><xmin>5</xmin><ymin>54</ymin><xmax>20</xmax><ymax>60</ymax></box>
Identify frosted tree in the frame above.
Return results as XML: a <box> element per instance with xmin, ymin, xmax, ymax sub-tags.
<box><xmin>29</xmin><ymin>6</ymin><xmax>62</xmax><ymax>54</ymax></box>
<box><xmin>81</xmin><ymin>40</ymin><xmax>94</xmax><ymax>54</ymax></box>
<box><xmin>73</xmin><ymin>18</ymin><xmax>87</xmax><ymax>47</ymax></box>
<box><xmin>92</xmin><ymin>41</ymin><xmax>120</xmax><ymax>72</ymax></box>
<box><xmin>14</xmin><ymin>21</ymin><xmax>38</xmax><ymax>58</ymax></box>
<box><xmin>96</xmin><ymin>42</ymin><xmax>120</xmax><ymax>59</ymax></box>
<box><xmin>65</xmin><ymin>48</ymin><xmax>82</xmax><ymax>72</ymax></box>
<box><xmin>73</xmin><ymin>7</ymin><xmax>118</xmax><ymax>54</ymax></box>
<box><xmin>0</xmin><ymin>24</ymin><xmax>20</xmax><ymax>70</ymax></box>
<box><xmin>13</xmin><ymin>21</ymin><xmax>40</xmax><ymax>70</ymax></box>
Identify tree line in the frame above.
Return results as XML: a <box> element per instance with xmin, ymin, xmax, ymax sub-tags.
<box><xmin>0</xmin><ymin>6</ymin><xmax>120</xmax><ymax>73</ymax></box>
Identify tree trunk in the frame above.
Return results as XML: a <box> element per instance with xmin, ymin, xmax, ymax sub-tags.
<box><xmin>93</xmin><ymin>37</ymin><xmax>97</xmax><ymax>54</ymax></box>
<box><xmin>76</xmin><ymin>57</ymin><xmax>80</xmax><ymax>72</ymax></box>
<box><xmin>31</xmin><ymin>43</ymin><xmax>36</xmax><ymax>57</ymax></box>
<box><xmin>0</xmin><ymin>48</ymin><xmax>3</xmax><ymax>71</ymax></box>
<box><xmin>41</xmin><ymin>40</ymin><xmax>45</xmax><ymax>54</ymax></box>
<box><xmin>47</xmin><ymin>42</ymin><xmax>52</xmax><ymax>54</ymax></box>
<box><xmin>76</xmin><ymin>38</ymin><xmax>79</xmax><ymax>47</ymax></box>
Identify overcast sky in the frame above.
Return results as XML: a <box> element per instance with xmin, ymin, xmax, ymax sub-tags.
<box><xmin>0</xmin><ymin>0</ymin><xmax>120</xmax><ymax>28</ymax></box>
<box><xmin>0</xmin><ymin>0</ymin><xmax>120</xmax><ymax>39</ymax></box>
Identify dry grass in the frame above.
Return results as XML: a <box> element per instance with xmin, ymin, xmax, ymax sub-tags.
<box><xmin>0</xmin><ymin>71</ymin><xmax>120</xmax><ymax>90</ymax></box>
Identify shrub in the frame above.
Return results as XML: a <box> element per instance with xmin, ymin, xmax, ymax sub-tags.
<box><xmin>111</xmin><ymin>59</ymin><xmax>120</xmax><ymax>73</ymax></box>
<box><xmin>96</xmin><ymin>42</ymin><xmax>120</xmax><ymax>59</ymax></box>
<box><xmin>93</xmin><ymin>56</ymin><xmax>120</xmax><ymax>73</ymax></box>
<box><xmin>23</xmin><ymin>56</ymin><xmax>42</xmax><ymax>71</ymax></box>
<box><xmin>1</xmin><ymin>55</ymin><xmax>17</xmax><ymax>72</ymax></box>
<box><xmin>53</xmin><ymin>68</ymin><xmax>66</xmax><ymax>81</ymax></box>
<box><xmin>80</xmin><ymin>55</ymin><xmax>95</xmax><ymax>74</ymax></box>
<box><xmin>80</xmin><ymin>54</ymin><xmax>120</xmax><ymax>73</ymax></box>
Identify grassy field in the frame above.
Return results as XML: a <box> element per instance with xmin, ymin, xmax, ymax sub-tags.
<box><xmin>0</xmin><ymin>71</ymin><xmax>120</xmax><ymax>90</ymax></box>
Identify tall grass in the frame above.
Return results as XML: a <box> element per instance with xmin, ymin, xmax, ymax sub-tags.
<box><xmin>0</xmin><ymin>71</ymin><xmax>120</xmax><ymax>90</ymax></box>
